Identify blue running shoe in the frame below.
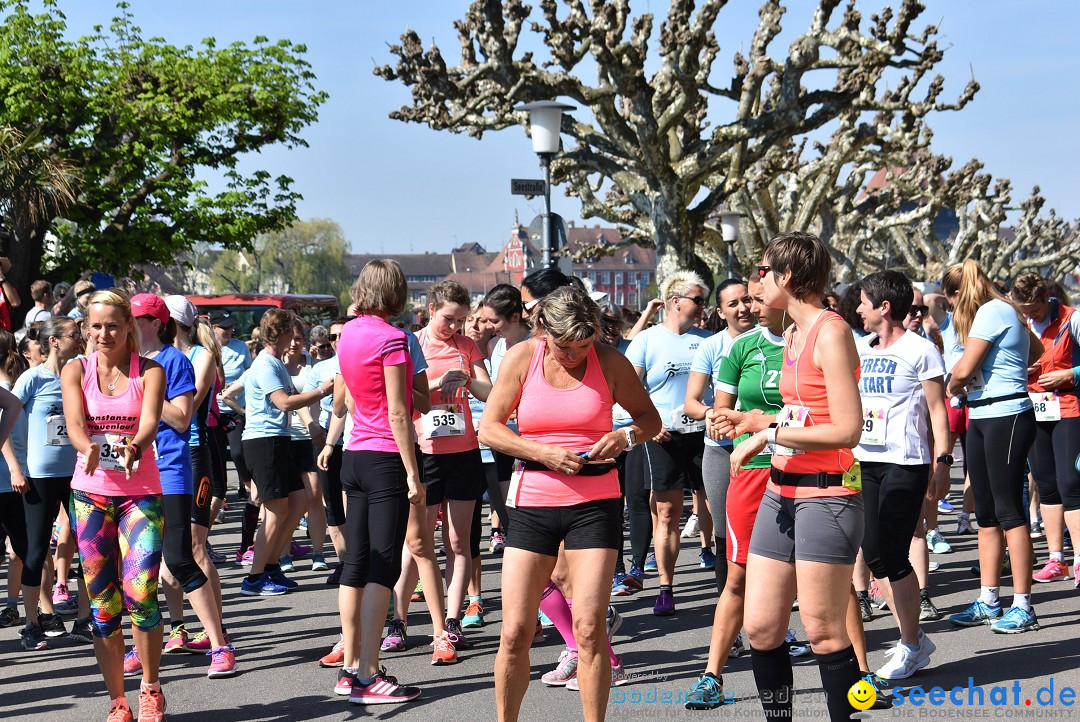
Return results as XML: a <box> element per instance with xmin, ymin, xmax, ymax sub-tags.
<box><xmin>990</xmin><ymin>606</ymin><xmax>1039</xmax><ymax>634</ymax></box>
<box><xmin>685</xmin><ymin>673</ymin><xmax>725</xmax><ymax>710</ymax></box>
<box><xmin>270</xmin><ymin>570</ymin><xmax>298</xmax><ymax>590</ymax></box>
<box><xmin>948</xmin><ymin>599</ymin><xmax>1002</xmax><ymax>627</ymax></box>
<box><xmin>644</xmin><ymin>552</ymin><xmax>657</xmax><ymax>572</ymax></box>
<box><xmin>937</xmin><ymin>498</ymin><xmax>955</xmax><ymax>514</ymax></box>
<box><xmin>241</xmin><ymin>573</ymin><xmax>288</xmax><ymax>596</ymax></box>
<box><xmin>699</xmin><ymin>548</ymin><xmax>716</xmax><ymax>570</ymax></box>
<box><xmin>625</xmin><ymin>564</ymin><xmax>645</xmax><ymax>590</ymax></box>
<box><xmin>538</xmin><ymin>610</ymin><xmax>554</xmax><ymax>628</ymax></box>
<box><xmin>611</xmin><ymin>572</ymin><xmax>632</xmax><ymax>597</ymax></box>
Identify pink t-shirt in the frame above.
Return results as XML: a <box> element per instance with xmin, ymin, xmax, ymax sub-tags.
<box><xmin>338</xmin><ymin>315</ymin><xmax>413</xmax><ymax>453</ymax></box>
<box><xmin>414</xmin><ymin>328</ymin><xmax>485</xmax><ymax>455</ymax></box>
<box><xmin>71</xmin><ymin>352</ymin><xmax>162</xmax><ymax>497</ymax></box>
<box><xmin>508</xmin><ymin>339</ymin><xmax>619</xmax><ymax>508</ymax></box>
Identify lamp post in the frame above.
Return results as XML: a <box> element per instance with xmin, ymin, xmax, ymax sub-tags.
<box><xmin>516</xmin><ymin>100</ymin><xmax>575</xmax><ymax>269</ymax></box>
<box><xmin>720</xmin><ymin>210</ymin><xmax>743</xmax><ymax>280</ymax></box>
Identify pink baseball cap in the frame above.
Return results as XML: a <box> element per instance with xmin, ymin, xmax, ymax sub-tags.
<box><xmin>130</xmin><ymin>293</ymin><xmax>170</xmax><ymax>325</ymax></box>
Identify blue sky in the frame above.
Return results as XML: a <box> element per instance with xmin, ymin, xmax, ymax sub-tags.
<box><xmin>51</xmin><ymin>1</ymin><xmax>1080</xmax><ymax>254</ymax></box>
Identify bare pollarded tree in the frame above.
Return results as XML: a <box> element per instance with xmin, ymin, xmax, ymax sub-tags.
<box><xmin>376</xmin><ymin>0</ymin><xmax>979</xmax><ymax>282</ymax></box>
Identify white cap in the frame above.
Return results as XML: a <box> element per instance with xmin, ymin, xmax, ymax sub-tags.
<box><xmin>164</xmin><ymin>294</ymin><xmax>198</xmax><ymax>326</ymax></box>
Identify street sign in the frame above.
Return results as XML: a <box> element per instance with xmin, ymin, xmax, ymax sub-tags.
<box><xmin>511</xmin><ymin>178</ymin><xmax>546</xmax><ymax>196</ymax></box>
<box><xmin>528</xmin><ymin>213</ymin><xmax>567</xmax><ymax>251</ymax></box>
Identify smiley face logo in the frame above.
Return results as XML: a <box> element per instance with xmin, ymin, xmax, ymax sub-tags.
<box><xmin>847</xmin><ymin>679</ymin><xmax>877</xmax><ymax>710</ymax></box>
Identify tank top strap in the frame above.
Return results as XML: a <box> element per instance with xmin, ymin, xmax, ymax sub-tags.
<box><xmin>525</xmin><ymin>338</ymin><xmax>547</xmax><ymax>383</ymax></box>
<box><xmin>129</xmin><ymin>352</ymin><xmax>145</xmax><ymax>396</ymax></box>
<box><xmin>582</xmin><ymin>343</ymin><xmax>613</xmax><ymax>403</ymax></box>
<box><xmin>81</xmin><ymin>353</ymin><xmax>96</xmax><ymax>396</ymax></box>
<box><xmin>786</xmin><ymin>310</ymin><xmax>841</xmax><ymax>368</ymax></box>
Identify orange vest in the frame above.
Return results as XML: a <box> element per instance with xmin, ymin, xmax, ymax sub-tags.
<box><xmin>1028</xmin><ymin>302</ymin><xmax>1079</xmax><ymax>418</ymax></box>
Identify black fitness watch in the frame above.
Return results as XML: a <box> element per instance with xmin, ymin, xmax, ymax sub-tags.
<box><xmin>936</xmin><ymin>454</ymin><xmax>954</xmax><ymax>466</ymax></box>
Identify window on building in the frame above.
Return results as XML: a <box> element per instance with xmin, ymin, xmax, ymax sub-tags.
<box><xmin>616</xmin><ymin>292</ymin><xmax>625</xmax><ymax>305</ymax></box>
<box><xmin>601</xmin><ymin>272</ymin><xmax>610</xmax><ymax>284</ymax></box>
<box><xmin>615</xmin><ymin>272</ymin><xmax>623</xmax><ymax>284</ymax></box>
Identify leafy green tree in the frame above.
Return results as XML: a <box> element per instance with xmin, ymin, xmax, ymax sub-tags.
<box><xmin>0</xmin><ymin>0</ymin><xmax>327</xmax><ymax>317</ymax></box>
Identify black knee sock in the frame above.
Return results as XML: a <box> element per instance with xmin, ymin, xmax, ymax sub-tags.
<box><xmin>815</xmin><ymin>645</ymin><xmax>861</xmax><ymax>721</ymax></box>
<box><xmin>239</xmin><ymin>502</ymin><xmax>259</xmax><ymax>553</ymax></box>
<box><xmin>713</xmin><ymin>536</ymin><xmax>727</xmax><ymax>594</ymax></box>
<box><xmin>751</xmin><ymin>642</ymin><xmax>793</xmax><ymax>720</ymax></box>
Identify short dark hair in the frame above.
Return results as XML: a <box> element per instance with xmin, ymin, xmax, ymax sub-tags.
<box><xmin>483</xmin><ymin>284</ymin><xmax>522</xmax><ymax>321</ymax></box>
<box><xmin>861</xmin><ymin>270</ymin><xmax>914</xmax><ymax>323</ymax></box>
<box><xmin>764</xmin><ymin>231</ymin><xmax>831</xmax><ymax>302</ymax></box>
<box><xmin>521</xmin><ymin>268</ymin><xmax>573</xmax><ymax>300</ymax></box>
<box><xmin>714</xmin><ymin>278</ymin><xmax>746</xmax><ymax>304</ymax></box>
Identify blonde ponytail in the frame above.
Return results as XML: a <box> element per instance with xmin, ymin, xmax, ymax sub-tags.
<box><xmin>942</xmin><ymin>259</ymin><xmax>1024</xmax><ymax>343</ymax></box>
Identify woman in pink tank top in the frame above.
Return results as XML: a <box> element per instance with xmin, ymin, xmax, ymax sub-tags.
<box><xmin>715</xmin><ymin>233</ymin><xmax>867</xmax><ymax>721</ymax></box>
<box><xmin>480</xmin><ymin>285</ymin><xmax>660</xmax><ymax>722</ymax></box>
<box><xmin>61</xmin><ymin>289</ymin><xmax>169</xmax><ymax>722</ymax></box>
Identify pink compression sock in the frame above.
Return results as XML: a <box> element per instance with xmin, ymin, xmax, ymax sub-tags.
<box><xmin>547</xmin><ymin>590</ymin><xmax>620</xmax><ymax>666</ymax></box>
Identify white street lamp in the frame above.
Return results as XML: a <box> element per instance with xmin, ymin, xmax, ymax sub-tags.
<box><xmin>720</xmin><ymin>210</ymin><xmax>743</xmax><ymax>279</ymax></box>
<box><xmin>516</xmin><ymin>100</ymin><xmax>575</xmax><ymax>268</ymax></box>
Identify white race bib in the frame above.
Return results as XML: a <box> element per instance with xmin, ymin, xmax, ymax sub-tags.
<box><xmin>1029</xmin><ymin>392</ymin><xmax>1061</xmax><ymax>422</ymax></box>
<box><xmin>421</xmin><ymin>404</ymin><xmax>466</xmax><ymax>439</ymax></box>
<box><xmin>46</xmin><ymin>414</ymin><xmax>72</xmax><ymax>447</ymax></box>
<box><xmin>969</xmin><ymin>367</ymin><xmax>986</xmax><ymax>392</ymax></box>
<box><xmin>670</xmin><ymin>404</ymin><xmax>706</xmax><ymax>434</ymax></box>
<box><xmin>474</xmin><ymin>418</ymin><xmax>489</xmax><ymax>450</ymax></box>
<box><xmin>90</xmin><ymin>433</ymin><xmax>138</xmax><ymax>473</ymax></box>
<box><xmin>860</xmin><ymin>406</ymin><xmax>888</xmax><ymax>446</ymax></box>
<box><xmin>772</xmin><ymin>405</ymin><xmax>808</xmax><ymax>456</ymax></box>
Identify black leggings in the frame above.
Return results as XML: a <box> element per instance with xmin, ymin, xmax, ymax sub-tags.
<box><xmin>21</xmin><ymin>476</ymin><xmax>71</xmax><ymax>586</ymax></box>
<box><xmin>1028</xmin><ymin>417</ymin><xmax>1080</xmax><ymax>511</ymax></box>
<box><xmin>226</xmin><ymin>416</ymin><xmax>252</xmax><ymax>486</ymax></box>
<box><xmin>162</xmin><ymin>494</ymin><xmax>208</xmax><ymax>593</ymax></box>
<box><xmin>208</xmin><ymin>425</ymin><xmax>229</xmax><ymax>500</ymax></box>
<box><xmin>470</xmin><ymin>463</ymin><xmax>496</xmax><ymax>559</ymax></box>
<box><xmin>318</xmin><ymin>443</ymin><xmax>345</xmax><ymax>527</ymax></box>
<box><xmin>860</xmin><ymin>462</ymin><xmax>929</xmax><ymax>583</ymax></box>
<box><xmin>624</xmin><ymin>445</ymin><xmax>652</xmax><ymax>568</ymax></box>
<box><xmin>967</xmin><ymin>411</ymin><xmax>1037</xmax><ymax>531</ymax></box>
<box><xmin>0</xmin><ymin>491</ymin><xmax>28</xmax><ymax>569</ymax></box>
<box><xmin>340</xmin><ymin>450</ymin><xmax>409</xmax><ymax>588</ymax></box>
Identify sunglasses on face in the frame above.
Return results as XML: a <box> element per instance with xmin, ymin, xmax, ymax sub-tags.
<box><xmin>522</xmin><ymin>299</ymin><xmax>540</xmax><ymax>312</ymax></box>
<box><xmin>757</xmin><ymin>265</ymin><xmax>772</xmax><ymax>279</ymax></box>
<box><xmin>329</xmin><ymin>333</ymin><xmax>340</xmax><ymax>341</ymax></box>
<box><xmin>674</xmin><ymin>295</ymin><xmax>707</xmax><ymax>307</ymax></box>
<box><xmin>316</xmin><ymin>343</ymin><xmax>332</xmax><ymax>352</ymax></box>
<box><xmin>908</xmin><ymin>305</ymin><xmax>929</xmax><ymax>317</ymax></box>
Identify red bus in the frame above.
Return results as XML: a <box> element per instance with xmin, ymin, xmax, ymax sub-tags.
<box><xmin>187</xmin><ymin>294</ymin><xmax>340</xmax><ymax>339</ymax></box>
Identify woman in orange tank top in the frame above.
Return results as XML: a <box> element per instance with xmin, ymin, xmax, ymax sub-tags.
<box><xmin>714</xmin><ymin>232</ymin><xmax>865</xmax><ymax>721</ymax></box>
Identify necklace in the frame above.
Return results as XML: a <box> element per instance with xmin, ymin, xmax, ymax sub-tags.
<box><xmin>106</xmin><ymin>367</ymin><xmax>121</xmax><ymax>392</ymax></box>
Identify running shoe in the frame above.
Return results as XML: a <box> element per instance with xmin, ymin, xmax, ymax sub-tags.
<box><xmin>382</xmin><ymin>619</ymin><xmax>408</xmax><ymax>652</ymax></box>
<box><xmin>653</xmin><ymin>589</ymin><xmax>675</xmax><ymax>616</ymax></box>
<box><xmin>956</xmin><ymin>515</ymin><xmax>975</xmax><ymax>535</ymax></box>
<box><xmin>411</xmin><ymin>581</ymin><xmax>424</xmax><ymax>602</ymax></box>
<box><xmin>990</xmin><ymin>606</ymin><xmax>1039</xmax><ymax>634</ymax></box>
<box><xmin>644</xmin><ymin>552</ymin><xmax>657</xmax><ymax>572</ymax></box>
<box><xmin>1075</xmin><ymin>562</ymin><xmax>1080</xmax><ymax>589</ymax></box>
<box><xmin>607</xmin><ymin>605</ymin><xmax>623</xmax><ymax>637</ymax></box>
<box><xmin>349</xmin><ymin>668</ymin><xmax>421</xmax><ymax>705</ymax></box>
<box><xmin>861</xmin><ymin>672</ymin><xmax>893</xmax><ymax>709</ymax></box>
<box><xmin>489</xmin><ymin>531</ymin><xmax>506</xmax><ymax>554</ymax></box>
<box><xmin>681</xmin><ymin>513</ymin><xmax>700</xmax><ymax>539</ymax></box>
<box><xmin>184</xmin><ymin>630</ymin><xmax>212</xmax><ymax>653</ymax></box>
<box><xmin>1030</xmin><ymin>521</ymin><xmax>1044</xmax><ymax>539</ymax></box>
<box><xmin>791</xmin><ymin>598</ymin><xmax>799</xmax><ymax>610</ymax></box>
<box><xmin>625</xmin><ymin>564</ymin><xmax>645</xmax><ymax>590</ymax></box>
<box><xmin>566</xmin><ymin>659</ymin><xmax>628</xmax><ymax>690</ymax></box>
<box><xmin>919</xmin><ymin>591</ymin><xmax>941</xmax><ymax>621</ymax></box>
<box><xmin>136</xmin><ymin>687</ymin><xmax>166</xmax><ymax>722</ymax></box>
<box><xmin>290</xmin><ymin>540</ymin><xmax>312</xmax><ymax>558</ymax></box>
<box><xmin>868</xmin><ymin>580</ymin><xmax>888</xmax><ymax>609</ymax></box>
<box><xmin>123</xmin><ymin>647</ymin><xmax>143</xmax><ymax>677</ymax></box>
<box><xmin>39</xmin><ymin>612</ymin><xmax>66</xmax><ymax>637</ymax></box>
<box><xmin>786</xmin><ymin>629</ymin><xmax>810</xmax><ymax>657</ymax></box>
<box><xmin>611</xmin><ymin>572</ymin><xmax>633</xmax><ymax>597</ymax></box>
<box><xmin>278</xmin><ymin>554</ymin><xmax>295</xmax><ymax>572</ymax></box>
<box><xmin>462</xmin><ymin>600</ymin><xmax>485</xmax><ymax>628</ymax></box>
<box><xmin>937</xmin><ymin>498</ymin><xmax>955</xmax><ymax>514</ymax></box>
<box><xmin>541</xmin><ymin>648</ymin><xmax>579</xmax><ymax>686</ymax></box>
<box><xmin>876</xmin><ymin>631</ymin><xmax>935</xmax><ymax>680</ymax></box>
<box><xmin>928</xmin><ymin>561</ymin><xmax>940</xmax><ymax>572</ymax></box>
<box><xmin>686</xmin><ymin>672</ymin><xmax>725</xmax><ymax>710</ymax></box>
<box><xmin>163</xmin><ymin>625</ymin><xmax>189</xmax><ymax>653</ymax></box>
<box><xmin>298</xmin><ymin>516</ymin><xmax>308</xmax><ymax>530</ymax></box>
<box><xmin>320</xmin><ymin>636</ymin><xmax>345</xmax><ymax>667</ymax></box>
<box><xmin>311</xmin><ymin>553</ymin><xmax>329</xmax><ymax>571</ymax></box>
<box><xmin>207</xmin><ymin>646</ymin><xmax>238</xmax><ymax>678</ymax></box>
<box><xmin>1033</xmin><ymin>558</ymin><xmax>1069</xmax><ymax>583</ymax></box>
<box><xmin>729</xmin><ymin>632</ymin><xmax>745</xmax><ymax>658</ymax></box>
<box><xmin>106</xmin><ymin>701</ymin><xmax>133</xmax><ymax>722</ymax></box>
<box><xmin>857</xmin><ymin>591</ymin><xmax>873</xmax><ymax>622</ymax></box>
<box><xmin>538</xmin><ymin>610</ymin><xmax>555</xmax><ymax>628</ymax></box>
<box><xmin>699</xmin><ymin>547</ymin><xmax>716</xmax><ymax>570</ymax></box>
<box><xmin>69</xmin><ymin>616</ymin><xmax>94</xmax><ymax>644</ymax></box>
<box><xmin>430</xmin><ymin>630</ymin><xmax>458</xmax><ymax>665</ymax></box>
<box><xmin>533</xmin><ymin>617</ymin><xmax>545</xmax><ymax>645</ymax></box>
<box><xmin>335</xmin><ymin>669</ymin><xmax>356</xmax><ymax>695</ymax></box>
<box><xmin>240</xmin><ymin>573</ymin><xmax>288</xmax><ymax>596</ymax></box>
<box><xmin>445</xmin><ymin>618</ymin><xmax>472</xmax><ymax>649</ymax></box>
<box><xmin>269</xmin><ymin>569</ymin><xmax>298</xmax><ymax>590</ymax></box>
<box><xmin>206</xmin><ymin>543</ymin><xmax>227</xmax><ymax>564</ymax></box>
<box><xmin>236</xmin><ymin>547</ymin><xmax>254</xmax><ymax>566</ymax></box>
<box><xmin>970</xmin><ymin>552</ymin><xmax>1011</xmax><ymax>577</ymax></box>
<box><xmin>216</xmin><ymin>507</ymin><xmax>227</xmax><ymax>524</ymax></box>
<box><xmin>52</xmin><ymin>582</ymin><xmax>71</xmax><ymax>605</ymax></box>
<box><xmin>926</xmin><ymin>529</ymin><xmax>952</xmax><ymax>554</ymax></box>
<box><xmin>948</xmin><ymin>599</ymin><xmax>1002</xmax><ymax>627</ymax></box>
<box><xmin>0</xmin><ymin>606</ymin><xmax>19</xmax><ymax>628</ymax></box>
<box><xmin>19</xmin><ymin>622</ymin><xmax>49</xmax><ymax>651</ymax></box>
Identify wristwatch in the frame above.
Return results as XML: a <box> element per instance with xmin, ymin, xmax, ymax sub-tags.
<box><xmin>767</xmin><ymin>422</ymin><xmax>778</xmax><ymax>447</ymax></box>
<box><xmin>936</xmin><ymin>454</ymin><xmax>954</xmax><ymax>466</ymax></box>
<box><xmin>622</xmin><ymin>427</ymin><xmax>637</xmax><ymax>450</ymax></box>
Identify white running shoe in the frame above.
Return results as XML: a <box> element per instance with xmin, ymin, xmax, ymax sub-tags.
<box><xmin>877</xmin><ymin>631</ymin><xmax>935</xmax><ymax>680</ymax></box>
<box><xmin>681</xmin><ymin>514</ymin><xmax>700</xmax><ymax>539</ymax></box>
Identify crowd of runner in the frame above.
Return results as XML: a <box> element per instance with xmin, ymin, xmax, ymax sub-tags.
<box><xmin>0</xmin><ymin>235</ymin><xmax>1076</xmax><ymax>721</ymax></box>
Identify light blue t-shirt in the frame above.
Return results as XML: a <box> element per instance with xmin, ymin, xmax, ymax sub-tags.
<box><xmin>689</xmin><ymin>330</ymin><xmax>739</xmax><ymax>447</ymax></box>
<box><xmin>12</xmin><ymin>365</ymin><xmax>77</xmax><ymax>478</ymax></box>
<box><xmin>0</xmin><ymin>380</ymin><xmax>29</xmax><ymax>491</ymax></box>
<box><xmin>242</xmin><ymin>352</ymin><xmax>295</xmax><ymax>439</ymax></box>
<box><xmin>221</xmin><ymin>338</ymin><xmax>252</xmax><ymax>386</ymax></box>
<box><xmin>470</xmin><ymin>358</ymin><xmax>495</xmax><ymax>464</ymax></box>
<box><xmin>305</xmin><ymin>356</ymin><xmax>340</xmax><ymax>433</ymax></box>
<box><xmin>626</xmin><ymin>324</ymin><xmax>712</xmax><ymax>432</ymax></box>
<box><xmin>965</xmin><ymin>298</ymin><xmax>1033</xmax><ymax>420</ymax></box>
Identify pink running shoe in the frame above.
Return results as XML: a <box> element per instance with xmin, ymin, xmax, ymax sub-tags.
<box><xmin>163</xmin><ymin>626</ymin><xmax>189</xmax><ymax>653</ymax></box>
<box><xmin>1033</xmin><ymin>558</ymin><xmax>1070</xmax><ymax>583</ymax></box>
<box><xmin>52</xmin><ymin>582</ymin><xmax>71</xmax><ymax>605</ymax></box>
<box><xmin>184</xmin><ymin>630</ymin><xmax>212</xmax><ymax>653</ymax></box>
<box><xmin>320</xmin><ymin>636</ymin><xmax>345</xmax><ymax>667</ymax></box>
<box><xmin>349</xmin><ymin>668</ymin><xmax>421</xmax><ymax>705</ymax></box>
<box><xmin>290</xmin><ymin>541</ymin><xmax>312</xmax><ymax>558</ymax></box>
<box><xmin>123</xmin><ymin>647</ymin><xmax>143</xmax><ymax>678</ymax></box>
<box><xmin>207</xmin><ymin>646</ymin><xmax>238</xmax><ymax>678</ymax></box>
<box><xmin>335</xmin><ymin>670</ymin><xmax>356</xmax><ymax>696</ymax></box>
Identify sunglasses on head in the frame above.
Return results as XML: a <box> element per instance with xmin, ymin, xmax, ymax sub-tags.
<box><xmin>674</xmin><ymin>295</ymin><xmax>706</xmax><ymax>307</ymax></box>
<box><xmin>908</xmin><ymin>305</ymin><xmax>929</xmax><ymax>317</ymax></box>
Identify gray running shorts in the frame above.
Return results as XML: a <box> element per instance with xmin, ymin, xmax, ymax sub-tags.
<box><xmin>748</xmin><ymin>488</ymin><xmax>864</xmax><ymax>565</ymax></box>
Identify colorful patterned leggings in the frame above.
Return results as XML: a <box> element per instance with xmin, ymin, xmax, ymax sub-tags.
<box><xmin>72</xmin><ymin>490</ymin><xmax>164</xmax><ymax>638</ymax></box>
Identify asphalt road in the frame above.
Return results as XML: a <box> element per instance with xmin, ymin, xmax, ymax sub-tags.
<box><xmin>2</xmin><ymin>466</ymin><xmax>1078</xmax><ymax>721</ymax></box>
